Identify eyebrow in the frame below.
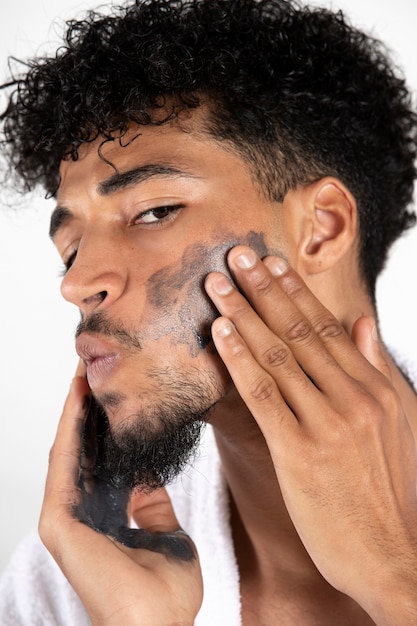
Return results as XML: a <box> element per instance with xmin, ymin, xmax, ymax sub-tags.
<box><xmin>49</xmin><ymin>163</ymin><xmax>198</xmax><ymax>240</ymax></box>
<box><xmin>49</xmin><ymin>206</ymin><xmax>72</xmax><ymax>239</ymax></box>
<box><xmin>98</xmin><ymin>163</ymin><xmax>196</xmax><ymax>195</ymax></box>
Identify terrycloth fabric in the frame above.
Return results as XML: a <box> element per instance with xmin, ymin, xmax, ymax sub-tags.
<box><xmin>0</xmin><ymin>425</ymin><xmax>241</xmax><ymax>625</ymax></box>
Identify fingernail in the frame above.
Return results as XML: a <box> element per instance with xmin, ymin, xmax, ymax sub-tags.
<box><xmin>372</xmin><ymin>323</ymin><xmax>379</xmax><ymax>342</ymax></box>
<box><xmin>235</xmin><ymin>249</ymin><xmax>257</xmax><ymax>269</ymax></box>
<box><xmin>267</xmin><ymin>256</ymin><xmax>288</xmax><ymax>276</ymax></box>
<box><xmin>212</xmin><ymin>275</ymin><xmax>233</xmax><ymax>295</ymax></box>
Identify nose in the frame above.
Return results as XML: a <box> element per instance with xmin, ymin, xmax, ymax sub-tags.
<box><xmin>60</xmin><ymin>231</ymin><xmax>127</xmax><ymax>315</ymax></box>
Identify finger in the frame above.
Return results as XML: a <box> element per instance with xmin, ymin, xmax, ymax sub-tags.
<box><xmin>39</xmin><ymin>374</ymin><xmax>92</xmax><ymax>565</ymax></box>
<box><xmin>221</xmin><ymin>247</ymin><xmax>349</xmax><ymax>389</ymax></box>
<box><xmin>205</xmin><ymin>265</ymin><xmax>348</xmax><ymax>408</ymax></box>
<box><xmin>206</xmin><ymin>271</ymin><xmax>324</xmax><ymax>416</ymax></box>
<box><xmin>211</xmin><ymin>314</ymin><xmax>307</xmax><ymax>440</ymax></box>
<box><xmin>129</xmin><ymin>487</ymin><xmax>181</xmax><ymax>533</ymax></box>
<box><xmin>262</xmin><ymin>254</ymin><xmax>378</xmax><ymax>381</ymax></box>
<box><xmin>223</xmin><ymin>246</ymin><xmax>384</xmax><ymax>393</ymax></box>
<box><xmin>351</xmin><ymin>316</ymin><xmax>392</xmax><ymax>382</ymax></box>
<box><xmin>43</xmin><ymin>375</ymin><xmax>90</xmax><ymax>508</ymax></box>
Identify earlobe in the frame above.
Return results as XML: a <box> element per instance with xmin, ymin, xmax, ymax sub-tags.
<box><xmin>301</xmin><ymin>179</ymin><xmax>357</xmax><ymax>273</ymax></box>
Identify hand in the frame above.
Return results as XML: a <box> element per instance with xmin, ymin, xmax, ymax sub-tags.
<box><xmin>205</xmin><ymin>245</ymin><xmax>417</xmax><ymax>625</ymax></box>
<box><xmin>39</xmin><ymin>362</ymin><xmax>203</xmax><ymax>626</ymax></box>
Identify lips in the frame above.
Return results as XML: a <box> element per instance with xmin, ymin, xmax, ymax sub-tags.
<box><xmin>75</xmin><ymin>333</ymin><xmax>120</xmax><ymax>389</ymax></box>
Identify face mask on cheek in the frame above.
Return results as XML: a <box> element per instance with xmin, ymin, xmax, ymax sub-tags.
<box><xmin>144</xmin><ymin>230</ymin><xmax>269</xmax><ymax>356</ymax></box>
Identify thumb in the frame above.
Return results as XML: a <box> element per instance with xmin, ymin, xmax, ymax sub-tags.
<box><xmin>351</xmin><ymin>316</ymin><xmax>392</xmax><ymax>381</ymax></box>
<box><xmin>129</xmin><ymin>487</ymin><xmax>181</xmax><ymax>533</ymax></box>
<box><xmin>127</xmin><ymin>488</ymin><xmax>198</xmax><ymax>563</ymax></box>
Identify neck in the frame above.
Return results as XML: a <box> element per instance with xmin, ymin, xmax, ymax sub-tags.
<box><xmin>211</xmin><ymin>398</ymin><xmax>319</xmax><ymax>576</ymax></box>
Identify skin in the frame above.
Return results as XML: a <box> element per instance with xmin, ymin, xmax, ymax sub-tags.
<box><xmin>52</xmin><ymin>121</ymin><xmax>281</xmax><ymax>428</ymax></box>
<box><xmin>145</xmin><ymin>231</ymin><xmax>268</xmax><ymax>354</ymax></box>
<box><xmin>39</xmin><ymin>115</ymin><xmax>417</xmax><ymax>625</ymax></box>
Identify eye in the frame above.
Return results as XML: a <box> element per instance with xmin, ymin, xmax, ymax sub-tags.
<box><xmin>59</xmin><ymin>249</ymin><xmax>77</xmax><ymax>277</ymax></box>
<box><xmin>133</xmin><ymin>204</ymin><xmax>184</xmax><ymax>226</ymax></box>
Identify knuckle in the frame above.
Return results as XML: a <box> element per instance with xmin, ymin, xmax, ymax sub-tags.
<box><xmin>249</xmin><ymin>375</ymin><xmax>275</xmax><ymax>402</ymax></box>
<box><xmin>263</xmin><ymin>344</ymin><xmax>290</xmax><ymax>368</ymax></box>
<box><xmin>357</xmin><ymin>375</ymin><xmax>402</xmax><ymax>418</ymax></box>
<box><xmin>350</xmin><ymin>388</ymin><xmax>385</xmax><ymax>430</ymax></box>
<box><xmin>314</xmin><ymin>315</ymin><xmax>344</xmax><ymax>341</ymax></box>
<box><xmin>230</xmin><ymin>341</ymin><xmax>246</xmax><ymax>358</ymax></box>
<box><xmin>358</xmin><ymin>399</ymin><xmax>381</xmax><ymax>425</ymax></box>
<box><xmin>252</xmin><ymin>272</ymin><xmax>274</xmax><ymax>295</ymax></box>
<box><xmin>281</xmin><ymin>275</ymin><xmax>304</xmax><ymax>299</ymax></box>
<box><xmin>374</xmin><ymin>380</ymin><xmax>402</xmax><ymax>416</ymax></box>
<box><xmin>230</xmin><ymin>303</ymin><xmax>252</xmax><ymax>325</ymax></box>
<box><xmin>285</xmin><ymin>318</ymin><xmax>313</xmax><ymax>343</ymax></box>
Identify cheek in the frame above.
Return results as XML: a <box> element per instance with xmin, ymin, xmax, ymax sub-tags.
<box><xmin>143</xmin><ymin>231</ymin><xmax>270</xmax><ymax>356</ymax></box>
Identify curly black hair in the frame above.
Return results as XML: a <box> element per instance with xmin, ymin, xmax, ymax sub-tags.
<box><xmin>1</xmin><ymin>0</ymin><xmax>416</xmax><ymax>295</ymax></box>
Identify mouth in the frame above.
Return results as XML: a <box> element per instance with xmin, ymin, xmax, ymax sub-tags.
<box><xmin>75</xmin><ymin>333</ymin><xmax>121</xmax><ymax>389</ymax></box>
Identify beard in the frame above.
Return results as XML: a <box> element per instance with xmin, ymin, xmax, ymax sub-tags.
<box><xmin>96</xmin><ymin>399</ymin><xmax>208</xmax><ymax>493</ymax></box>
<box><xmin>75</xmin><ymin>310</ymin><xmax>226</xmax><ymax>492</ymax></box>
<box><xmin>82</xmin><ymin>369</ymin><xmax>221</xmax><ymax>494</ymax></box>
<box><xmin>77</xmin><ymin>370</ymin><xmax>222</xmax><ymax>543</ymax></box>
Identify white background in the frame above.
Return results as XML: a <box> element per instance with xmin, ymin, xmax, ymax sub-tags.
<box><xmin>0</xmin><ymin>0</ymin><xmax>416</xmax><ymax>573</ymax></box>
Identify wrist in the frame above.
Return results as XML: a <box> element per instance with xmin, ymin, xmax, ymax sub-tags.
<box><xmin>354</xmin><ymin>540</ymin><xmax>417</xmax><ymax>625</ymax></box>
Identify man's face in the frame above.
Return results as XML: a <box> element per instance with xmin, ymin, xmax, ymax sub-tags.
<box><xmin>52</xmin><ymin>119</ymin><xmax>286</xmax><ymax>489</ymax></box>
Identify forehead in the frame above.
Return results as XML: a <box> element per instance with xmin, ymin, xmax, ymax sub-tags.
<box><xmin>59</xmin><ymin>124</ymin><xmax>190</xmax><ymax>185</ymax></box>
<box><xmin>57</xmin><ymin>120</ymin><xmax>257</xmax><ymax>199</ymax></box>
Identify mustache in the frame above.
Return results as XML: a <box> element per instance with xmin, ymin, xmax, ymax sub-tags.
<box><xmin>75</xmin><ymin>310</ymin><xmax>142</xmax><ymax>350</ymax></box>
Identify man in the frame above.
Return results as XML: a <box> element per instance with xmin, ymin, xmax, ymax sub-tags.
<box><xmin>0</xmin><ymin>0</ymin><xmax>417</xmax><ymax>623</ymax></box>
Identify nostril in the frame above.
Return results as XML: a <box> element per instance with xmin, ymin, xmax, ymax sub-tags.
<box><xmin>83</xmin><ymin>290</ymin><xmax>108</xmax><ymax>307</ymax></box>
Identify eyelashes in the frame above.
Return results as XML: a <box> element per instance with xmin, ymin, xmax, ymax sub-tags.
<box><xmin>59</xmin><ymin>250</ymin><xmax>77</xmax><ymax>277</ymax></box>
<box><xmin>132</xmin><ymin>203</ymin><xmax>184</xmax><ymax>225</ymax></box>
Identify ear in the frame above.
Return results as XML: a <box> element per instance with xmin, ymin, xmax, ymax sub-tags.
<box><xmin>295</xmin><ymin>178</ymin><xmax>357</xmax><ymax>274</ymax></box>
